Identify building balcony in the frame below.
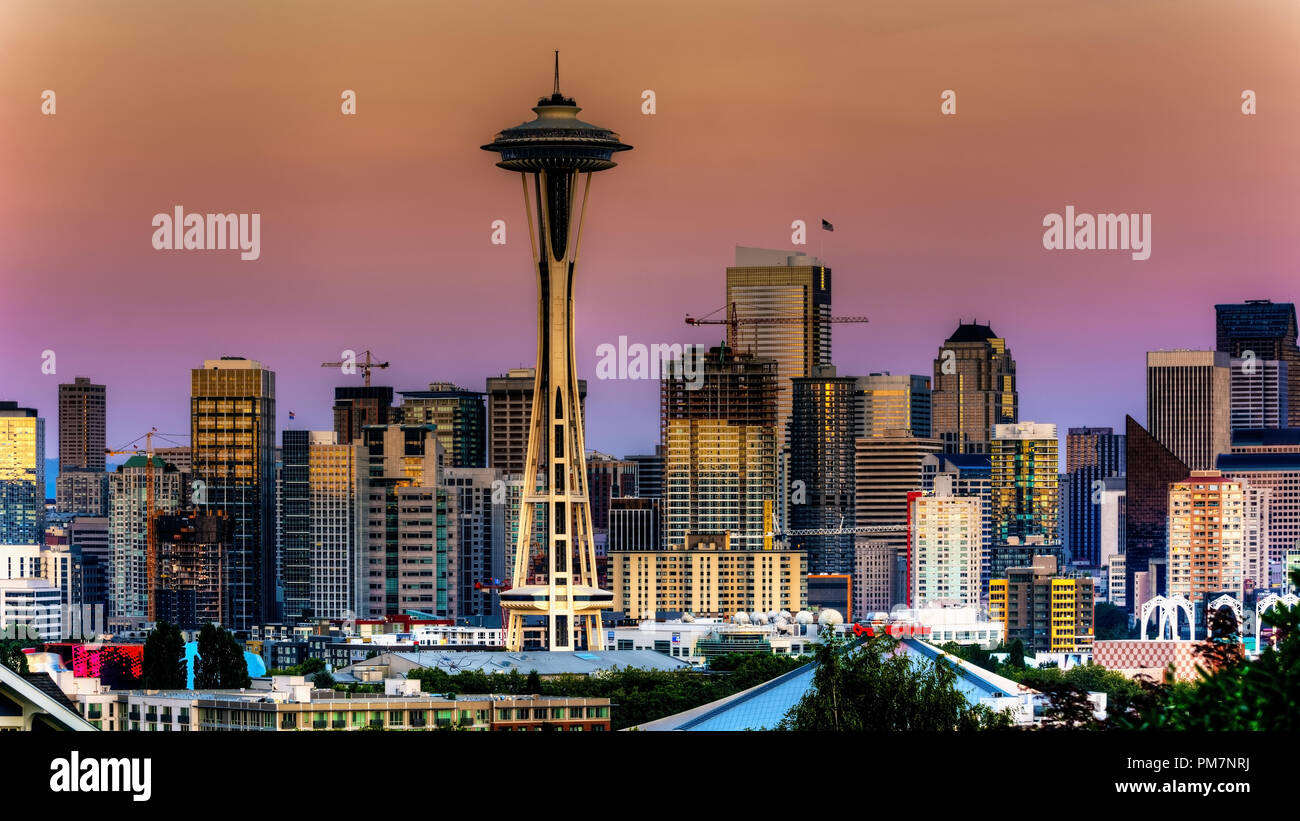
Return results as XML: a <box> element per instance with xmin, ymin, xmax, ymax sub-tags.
<box><xmin>332</xmin><ymin>719</ymin><xmax>347</xmax><ymax>729</ymax></box>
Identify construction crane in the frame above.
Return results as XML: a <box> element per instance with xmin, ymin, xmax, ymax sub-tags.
<box><xmin>105</xmin><ymin>429</ymin><xmax>186</xmax><ymax>622</ymax></box>
<box><xmin>321</xmin><ymin>349</ymin><xmax>390</xmax><ymax>387</ymax></box>
<box><xmin>684</xmin><ymin>302</ymin><xmax>870</xmax><ymax>353</ymax></box>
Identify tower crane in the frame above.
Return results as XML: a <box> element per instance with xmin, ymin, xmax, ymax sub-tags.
<box><xmin>321</xmin><ymin>350</ymin><xmax>390</xmax><ymax>387</ymax></box>
<box><xmin>684</xmin><ymin>302</ymin><xmax>870</xmax><ymax>353</ymax></box>
<box><xmin>106</xmin><ymin>429</ymin><xmax>186</xmax><ymax>622</ymax></box>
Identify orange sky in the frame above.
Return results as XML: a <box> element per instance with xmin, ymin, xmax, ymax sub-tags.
<box><xmin>2</xmin><ymin>0</ymin><xmax>1298</xmax><ymax>456</ymax></box>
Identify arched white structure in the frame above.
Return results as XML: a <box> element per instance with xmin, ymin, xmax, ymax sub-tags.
<box><xmin>1140</xmin><ymin>594</ymin><xmax>1195</xmax><ymax>641</ymax></box>
<box><xmin>1255</xmin><ymin>593</ymin><xmax>1300</xmax><ymax>648</ymax></box>
<box><xmin>1206</xmin><ymin>594</ymin><xmax>1243</xmax><ymax>632</ymax></box>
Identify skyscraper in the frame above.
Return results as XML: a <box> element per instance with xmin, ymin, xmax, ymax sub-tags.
<box><xmin>397</xmin><ymin>383</ymin><xmax>487</xmax><ymax>468</ymax></box>
<box><xmin>481</xmin><ymin>61</ymin><xmax>628</xmax><ymax>651</ymax></box>
<box><xmin>921</xmin><ymin>453</ymin><xmax>994</xmax><ymax>596</ymax></box>
<box><xmin>358</xmin><ymin>424</ymin><xmax>444</xmax><ymax>619</ymax></box>
<box><xmin>279</xmin><ymin>430</ymin><xmax>357</xmax><ymax>622</ymax></box>
<box><xmin>661</xmin><ymin>346</ymin><xmax>779</xmax><ymax>553</ymax></box>
<box><xmin>585</xmin><ymin>452</ymin><xmax>637</xmax><ymax>532</ymax></box>
<box><xmin>486</xmin><ymin>368</ymin><xmax>587</xmax><ymax>476</ymax></box>
<box><xmin>1215</xmin><ymin>300</ymin><xmax>1300</xmax><ymax>427</ymax></box>
<box><xmin>108</xmin><ymin>456</ymin><xmax>182</xmax><ymax>621</ymax></box>
<box><xmin>931</xmin><ymin>322</ymin><xmax>1017</xmax><ymax>454</ymax></box>
<box><xmin>854</xmin><ymin>429</ymin><xmax>943</xmax><ymax>607</ymax></box>
<box><xmin>1062</xmin><ymin>426</ymin><xmax>1126</xmax><ymax>567</ymax></box>
<box><xmin>789</xmin><ymin>366</ymin><xmax>859</xmax><ymax>575</ymax></box>
<box><xmin>991</xmin><ymin>422</ymin><xmax>1060</xmax><ymax>544</ymax></box>
<box><xmin>0</xmin><ymin>402</ymin><xmax>45</xmax><ymax>545</ymax></box>
<box><xmin>1168</xmin><ymin>470</ymin><xmax>1245</xmax><ymax>602</ymax></box>
<box><xmin>1124</xmin><ymin>415</ymin><xmax>1189</xmax><ymax>612</ymax></box>
<box><xmin>725</xmin><ymin>245</ymin><xmax>833</xmax><ymax>445</ymax></box>
<box><xmin>1218</xmin><ymin>430</ymin><xmax>1300</xmax><ymax>589</ymax></box>
<box><xmin>1146</xmin><ymin>350</ymin><xmax>1231</xmax><ymax>471</ymax></box>
<box><xmin>190</xmin><ymin>357</ymin><xmax>277</xmax><ymax>629</ymax></box>
<box><xmin>444</xmin><ymin>466</ymin><xmax>505</xmax><ymax>623</ymax></box>
<box><xmin>1229</xmin><ymin>357</ymin><xmax>1288</xmax><ymax>431</ymax></box>
<box><xmin>909</xmin><ymin>477</ymin><xmax>982</xmax><ymax>609</ymax></box>
<box><xmin>56</xmin><ymin>377</ymin><xmax>107</xmax><ymax>515</ymax></box>
<box><xmin>856</xmin><ymin>373</ymin><xmax>932</xmax><ymax>438</ymax></box>
<box><xmin>154</xmin><ymin>510</ymin><xmax>232</xmax><ymax>629</ymax></box>
<box><xmin>627</xmin><ymin>448</ymin><xmax>664</xmax><ymax>499</ymax></box>
<box><xmin>57</xmin><ymin>377</ymin><xmax>105</xmax><ymax>470</ymax></box>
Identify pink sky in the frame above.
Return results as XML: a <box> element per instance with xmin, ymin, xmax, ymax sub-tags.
<box><xmin>1</xmin><ymin>0</ymin><xmax>1297</xmax><ymax>458</ymax></box>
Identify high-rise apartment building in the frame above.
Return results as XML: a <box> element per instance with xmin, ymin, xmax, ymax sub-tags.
<box><xmin>856</xmin><ymin>373</ymin><xmax>932</xmax><ymax>438</ymax></box>
<box><xmin>789</xmin><ymin>367</ymin><xmax>859</xmax><ymax>575</ymax></box>
<box><xmin>443</xmin><ymin>467</ymin><xmax>505</xmax><ymax>623</ymax></box>
<box><xmin>627</xmin><ymin>448</ymin><xmax>664</xmax><ymax>499</ymax></box>
<box><xmin>661</xmin><ymin>346</ymin><xmax>778</xmax><ymax>553</ymax></box>
<box><xmin>1215</xmin><ymin>300</ymin><xmax>1300</xmax><ymax>427</ymax></box>
<box><xmin>725</xmin><ymin>246</ymin><xmax>833</xmax><ymax>445</ymax></box>
<box><xmin>1062</xmin><ymin>426</ymin><xmax>1125</xmax><ymax>567</ymax></box>
<box><xmin>397</xmin><ymin>384</ymin><xmax>486</xmax><ymax>468</ymax></box>
<box><xmin>909</xmin><ymin>478</ymin><xmax>982</xmax><ymax>609</ymax></box>
<box><xmin>586</xmin><ymin>452</ymin><xmax>637</xmax><ymax>532</ymax></box>
<box><xmin>358</xmin><ymin>424</ymin><xmax>446</xmax><ymax>619</ymax></box>
<box><xmin>108</xmin><ymin>456</ymin><xmax>182</xmax><ymax>621</ymax></box>
<box><xmin>0</xmin><ymin>403</ymin><xmax>45</xmax><ymax>545</ymax></box>
<box><xmin>1167</xmin><ymin>470</ymin><xmax>1245</xmax><ymax>601</ymax></box>
<box><xmin>1146</xmin><ymin>350</ymin><xmax>1230</xmax><ymax>470</ymax></box>
<box><xmin>921</xmin><ymin>453</ymin><xmax>993</xmax><ymax>595</ymax></box>
<box><xmin>68</xmin><ymin>516</ymin><xmax>109</xmax><ymax>612</ymax></box>
<box><xmin>991</xmin><ymin>422</ymin><xmax>1059</xmax><ymax>544</ymax></box>
<box><xmin>56</xmin><ymin>377</ymin><xmax>107</xmax><ymax>515</ymax></box>
<box><xmin>1218</xmin><ymin>431</ymin><xmax>1300</xmax><ymax>589</ymax></box>
<box><xmin>190</xmin><ymin>357</ymin><xmax>277</xmax><ymax>629</ymax></box>
<box><xmin>280</xmin><ymin>430</ymin><xmax>358</xmax><ymax>622</ymax></box>
<box><xmin>989</xmin><ymin>555</ymin><xmax>1094</xmax><ymax>654</ymax></box>
<box><xmin>1124</xmin><ymin>415</ymin><xmax>1189</xmax><ymax>612</ymax></box>
<box><xmin>486</xmin><ymin>368</ymin><xmax>587</xmax><ymax>476</ymax></box>
<box><xmin>611</xmin><ymin>533</ymin><xmax>805</xmax><ymax>619</ymax></box>
<box><xmin>855</xmin><ymin>430</ymin><xmax>943</xmax><ymax>607</ymax></box>
<box><xmin>931</xmin><ymin>322</ymin><xmax>1017</xmax><ymax>454</ymax></box>
<box><xmin>57</xmin><ymin>377</ymin><xmax>106</xmax><ymax>472</ymax></box>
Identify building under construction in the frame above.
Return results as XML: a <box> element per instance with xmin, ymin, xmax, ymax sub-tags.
<box><xmin>660</xmin><ymin>346</ymin><xmax>779</xmax><ymax>552</ymax></box>
<box><xmin>155</xmin><ymin>510</ymin><xmax>233</xmax><ymax>629</ymax></box>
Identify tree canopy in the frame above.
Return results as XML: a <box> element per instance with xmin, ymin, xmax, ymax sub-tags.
<box><xmin>142</xmin><ymin>621</ymin><xmax>188</xmax><ymax>690</ymax></box>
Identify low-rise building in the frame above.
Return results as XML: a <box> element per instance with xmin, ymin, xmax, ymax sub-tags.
<box><xmin>989</xmin><ymin>555</ymin><xmax>1094</xmax><ymax>653</ymax></box>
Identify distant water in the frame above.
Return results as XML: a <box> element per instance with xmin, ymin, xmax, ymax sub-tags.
<box><xmin>44</xmin><ymin>458</ymin><xmax>127</xmax><ymax>499</ymax></box>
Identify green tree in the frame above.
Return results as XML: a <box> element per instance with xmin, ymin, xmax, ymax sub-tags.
<box><xmin>1114</xmin><ymin>569</ymin><xmax>1300</xmax><ymax>730</ymax></box>
<box><xmin>776</xmin><ymin>629</ymin><xmax>1011</xmax><ymax>731</ymax></box>
<box><xmin>526</xmin><ymin>669</ymin><xmax>542</xmax><ymax>693</ymax></box>
<box><xmin>0</xmin><ymin>641</ymin><xmax>32</xmax><ymax>674</ymax></box>
<box><xmin>300</xmin><ymin>656</ymin><xmax>326</xmax><ymax>676</ymax></box>
<box><xmin>142</xmin><ymin>621</ymin><xmax>187</xmax><ymax>690</ymax></box>
<box><xmin>1094</xmin><ymin>602</ymin><xmax>1133</xmax><ymax>641</ymax></box>
<box><xmin>1007</xmin><ymin>639</ymin><xmax>1026</xmax><ymax>670</ymax></box>
<box><xmin>1195</xmin><ymin>605</ymin><xmax>1244</xmax><ymax>673</ymax></box>
<box><xmin>193</xmin><ymin>624</ymin><xmax>251</xmax><ymax>689</ymax></box>
<box><xmin>312</xmin><ymin>670</ymin><xmax>335</xmax><ymax>689</ymax></box>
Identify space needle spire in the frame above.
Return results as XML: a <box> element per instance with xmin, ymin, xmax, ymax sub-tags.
<box><xmin>482</xmin><ymin>57</ymin><xmax>631</xmax><ymax>651</ymax></box>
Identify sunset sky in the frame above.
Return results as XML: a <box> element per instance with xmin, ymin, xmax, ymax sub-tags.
<box><xmin>2</xmin><ymin>0</ymin><xmax>1298</xmax><ymax>462</ymax></box>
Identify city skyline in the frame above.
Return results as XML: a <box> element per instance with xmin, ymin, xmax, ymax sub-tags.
<box><xmin>3</xmin><ymin>0</ymin><xmax>1298</xmax><ymax>464</ymax></box>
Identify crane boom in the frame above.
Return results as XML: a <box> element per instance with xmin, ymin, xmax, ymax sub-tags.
<box><xmin>321</xmin><ymin>349</ymin><xmax>390</xmax><ymax>387</ymax></box>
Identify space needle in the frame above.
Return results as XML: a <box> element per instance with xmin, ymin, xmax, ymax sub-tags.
<box><xmin>482</xmin><ymin>54</ymin><xmax>631</xmax><ymax>651</ymax></box>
